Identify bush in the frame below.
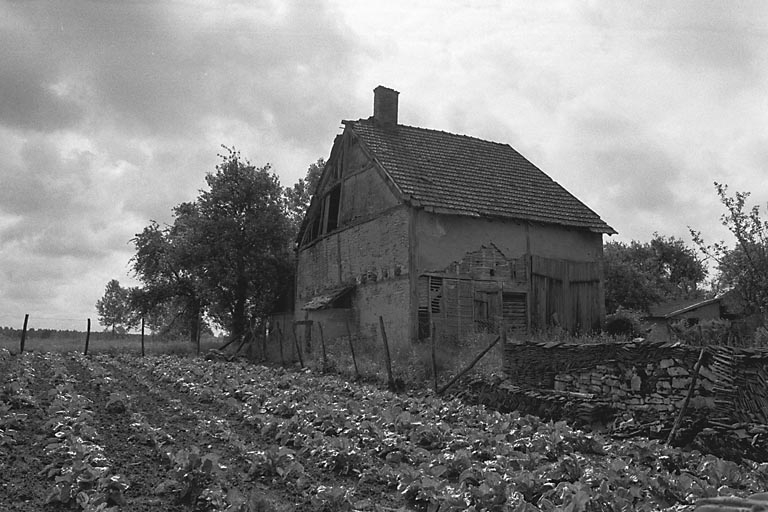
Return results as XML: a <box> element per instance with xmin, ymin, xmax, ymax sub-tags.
<box><xmin>605</xmin><ymin>308</ymin><xmax>643</xmax><ymax>337</ymax></box>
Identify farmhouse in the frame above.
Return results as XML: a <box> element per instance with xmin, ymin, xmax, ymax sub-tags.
<box><xmin>293</xmin><ymin>86</ymin><xmax>616</xmax><ymax>349</ymax></box>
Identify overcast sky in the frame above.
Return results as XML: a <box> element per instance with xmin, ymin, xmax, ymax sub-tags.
<box><xmin>2</xmin><ymin>1</ymin><xmax>767</xmax><ymax>331</ymax></box>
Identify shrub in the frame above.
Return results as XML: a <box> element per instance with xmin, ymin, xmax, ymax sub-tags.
<box><xmin>605</xmin><ymin>308</ymin><xmax>643</xmax><ymax>337</ymax></box>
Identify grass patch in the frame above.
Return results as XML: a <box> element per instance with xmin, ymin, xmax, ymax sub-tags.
<box><xmin>0</xmin><ymin>334</ymin><xmax>222</xmax><ymax>356</ymax></box>
<box><xmin>296</xmin><ymin>330</ymin><xmax>504</xmax><ymax>391</ymax></box>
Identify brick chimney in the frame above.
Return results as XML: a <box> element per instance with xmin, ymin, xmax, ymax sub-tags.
<box><xmin>373</xmin><ymin>85</ymin><xmax>399</xmax><ymax>127</ymax></box>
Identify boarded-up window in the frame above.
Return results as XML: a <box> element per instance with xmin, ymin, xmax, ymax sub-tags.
<box><xmin>503</xmin><ymin>292</ymin><xmax>527</xmax><ymax>335</ymax></box>
<box><xmin>417</xmin><ymin>276</ymin><xmax>430</xmax><ymax>340</ymax></box>
<box><xmin>417</xmin><ymin>276</ymin><xmax>444</xmax><ymax>341</ymax></box>
<box><xmin>429</xmin><ymin>277</ymin><xmax>443</xmax><ymax>313</ymax></box>
<box><xmin>474</xmin><ymin>290</ymin><xmax>500</xmax><ymax>332</ymax></box>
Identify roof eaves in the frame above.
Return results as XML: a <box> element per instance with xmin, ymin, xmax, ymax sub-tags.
<box><xmin>423</xmin><ymin>205</ymin><xmax>481</xmax><ymax>217</ymax></box>
<box><xmin>301</xmin><ymin>286</ymin><xmax>355</xmax><ymax>310</ymax></box>
<box><xmin>664</xmin><ymin>297</ymin><xmax>721</xmax><ymax>318</ymax></box>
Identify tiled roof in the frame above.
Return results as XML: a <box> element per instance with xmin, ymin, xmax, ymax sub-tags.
<box><xmin>344</xmin><ymin>118</ymin><xmax>616</xmax><ymax>234</ymax></box>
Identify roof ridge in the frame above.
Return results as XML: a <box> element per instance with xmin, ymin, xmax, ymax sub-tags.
<box><xmin>343</xmin><ymin>118</ymin><xmax>513</xmax><ymax>148</ymax></box>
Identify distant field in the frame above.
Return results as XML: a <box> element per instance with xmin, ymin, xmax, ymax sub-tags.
<box><xmin>0</xmin><ymin>334</ymin><xmax>222</xmax><ymax>356</ymax></box>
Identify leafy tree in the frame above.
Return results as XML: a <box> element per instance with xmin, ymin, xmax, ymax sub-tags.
<box><xmin>130</xmin><ymin>146</ymin><xmax>291</xmax><ymax>344</ymax></box>
<box><xmin>604</xmin><ymin>233</ymin><xmax>707</xmax><ymax>313</ymax></box>
<box><xmin>130</xmin><ymin>214</ymin><xmax>205</xmax><ymax>344</ymax></box>
<box><xmin>284</xmin><ymin>158</ymin><xmax>323</xmax><ymax>240</ymax></box>
<box><xmin>95</xmin><ymin>279</ymin><xmax>133</xmax><ymax>334</ymax></box>
<box><xmin>691</xmin><ymin>182</ymin><xmax>768</xmax><ymax>316</ymax></box>
<box><xmin>191</xmin><ymin>147</ymin><xmax>291</xmax><ymax>342</ymax></box>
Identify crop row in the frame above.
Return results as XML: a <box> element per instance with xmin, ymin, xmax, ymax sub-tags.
<box><xmin>64</xmin><ymin>352</ymin><xmax>275</xmax><ymax>511</ymax></box>
<box><xmin>6</xmin><ymin>349</ymin><xmax>768</xmax><ymax>511</ymax></box>
<box><xmin>1</xmin><ymin>350</ymin><xmax>130</xmax><ymax>511</ymax></box>
<box><xmin>104</xmin><ymin>353</ymin><xmax>768</xmax><ymax>511</ymax></box>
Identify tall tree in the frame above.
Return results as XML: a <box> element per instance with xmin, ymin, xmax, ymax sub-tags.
<box><xmin>604</xmin><ymin>233</ymin><xmax>707</xmax><ymax>314</ymax></box>
<box><xmin>188</xmin><ymin>147</ymin><xmax>290</xmax><ymax>342</ymax></box>
<box><xmin>95</xmin><ymin>279</ymin><xmax>133</xmax><ymax>334</ymax></box>
<box><xmin>129</xmin><ymin>147</ymin><xmax>298</xmax><ymax>343</ymax></box>
<box><xmin>130</xmin><ymin>215</ymin><xmax>205</xmax><ymax>344</ymax></box>
<box><xmin>691</xmin><ymin>182</ymin><xmax>768</xmax><ymax>316</ymax></box>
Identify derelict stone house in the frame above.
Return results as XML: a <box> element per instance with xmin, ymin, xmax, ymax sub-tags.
<box><xmin>293</xmin><ymin>86</ymin><xmax>616</xmax><ymax>349</ymax></box>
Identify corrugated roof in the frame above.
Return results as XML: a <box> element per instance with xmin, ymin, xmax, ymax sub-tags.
<box><xmin>344</xmin><ymin>118</ymin><xmax>616</xmax><ymax>234</ymax></box>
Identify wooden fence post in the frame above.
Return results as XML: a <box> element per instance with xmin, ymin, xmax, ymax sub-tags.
<box><xmin>141</xmin><ymin>316</ymin><xmax>145</xmax><ymax>357</ymax></box>
<box><xmin>667</xmin><ymin>347</ymin><xmax>707</xmax><ymax>445</ymax></box>
<box><xmin>291</xmin><ymin>322</ymin><xmax>304</xmax><ymax>368</ymax></box>
<box><xmin>318</xmin><ymin>321</ymin><xmax>327</xmax><ymax>369</ymax></box>
<box><xmin>275</xmin><ymin>322</ymin><xmax>285</xmax><ymax>365</ymax></box>
<box><xmin>84</xmin><ymin>318</ymin><xmax>91</xmax><ymax>355</ymax></box>
<box><xmin>262</xmin><ymin>322</ymin><xmax>268</xmax><ymax>361</ymax></box>
<box><xmin>431</xmin><ymin>321</ymin><xmax>438</xmax><ymax>392</ymax></box>
<box><xmin>437</xmin><ymin>334</ymin><xmax>502</xmax><ymax>395</ymax></box>
<box><xmin>196</xmin><ymin>309</ymin><xmax>202</xmax><ymax>356</ymax></box>
<box><xmin>345</xmin><ymin>319</ymin><xmax>359</xmax><ymax>379</ymax></box>
<box><xmin>20</xmin><ymin>314</ymin><xmax>29</xmax><ymax>353</ymax></box>
<box><xmin>379</xmin><ymin>316</ymin><xmax>395</xmax><ymax>389</ymax></box>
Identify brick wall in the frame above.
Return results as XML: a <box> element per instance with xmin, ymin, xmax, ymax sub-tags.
<box><xmin>296</xmin><ymin>206</ymin><xmax>410</xmax><ymax>305</ymax></box>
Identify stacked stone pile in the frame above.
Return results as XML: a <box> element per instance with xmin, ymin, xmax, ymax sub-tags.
<box><xmin>552</xmin><ymin>357</ymin><xmax>718</xmax><ymax>423</ymax></box>
<box><xmin>504</xmin><ymin>340</ymin><xmax>768</xmax><ymax>428</ymax></box>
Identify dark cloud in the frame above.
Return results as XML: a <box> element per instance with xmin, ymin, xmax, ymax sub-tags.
<box><xmin>0</xmin><ymin>0</ymin><xmax>367</xmax><ymax>328</ymax></box>
<box><xmin>0</xmin><ymin>14</ymin><xmax>83</xmax><ymax>131</ymax></box>
<box><xmin>2</xmin><ymin>1</ymin><xmax>361</xmax><ymax>145</ymax></box>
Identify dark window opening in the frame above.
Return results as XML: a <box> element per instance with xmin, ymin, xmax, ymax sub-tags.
<box><xmin>417</xmin><ymin>310</ymin><xmax>430</xmax><ymax>340</ymax></box>
<box><xmin>331</xmin><ymin>291</ymin><xmax>352</xmax><ymax>308</ymax></box>
<box><xmin>325</xmin><ymin>186</ymin><xmax>341</xmax><ymax>232</ymax></box>
<box><xmin>310</xmin><ymin>214</ymin><xmax>321</xmax><ymax>240</ymax></box>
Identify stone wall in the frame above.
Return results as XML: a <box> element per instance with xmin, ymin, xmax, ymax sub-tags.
<box><xmin>503</xmin><ymin>340</ymin><xmax>768</xmax><ymax>425</ymax></box>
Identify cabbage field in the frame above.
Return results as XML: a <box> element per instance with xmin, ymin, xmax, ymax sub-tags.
<box><xmin>1</xmin><ymin>348</ymin><xmax>767</xmax><ymax>511</ymax></box>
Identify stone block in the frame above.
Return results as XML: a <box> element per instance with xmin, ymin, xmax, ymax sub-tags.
<box><xmin>660</xmin><ymin>358</ymin><xmax>675</xmax><ymax>369</ymax></box>
<box><xmin>698</xmin><ymin>366</ymin><xmax>717</xmax><ymax>382</ymax></box>
<box><xmin>667</xmin><ymin>366</ymin><xmax>690</xmax><ymax>377</ymax></box>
